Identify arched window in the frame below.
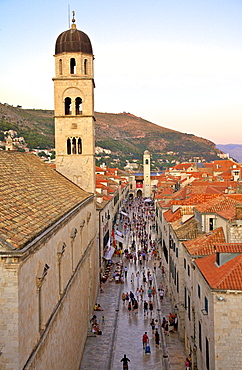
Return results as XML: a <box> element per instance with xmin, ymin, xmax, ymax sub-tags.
<box><xmin>67</xmin><ymin>138</ymin><xmax>71</xmax><ymax>154</ymax></box>
<box><xmin>59</xmin><ymin>59</ymin><xmax>62</xmax><ymax>75</ymax></box>
<box><xmin>75</xmin><ymin>97</ymin><xmax>82</xmax><ymax>115</ymax></box>
<box><xmin>84</xmin><ymin>59</ymin><xmax>87</xmax><ymax>75</ymax></box>
<box><xmin>145</xmin><ymin>159</ymin><xmax>149</xmax><ymax>165</ymax></box>
<box><xmin>67</xmin><ymin>137</ymin><xmax>82</xmax><ymax>155</ymax></box>
<box><xmin>70</xmin><ymin>58</ymin><xmax>76</xmax><ymax>74</ymax></box>
<box><xmin>78</xmin><ymin>138</ymin><xmax>82</xmax><ymax>154</ymax></box>
<box><xmin>65</xmin><ymin>97</ymin><xmax>72</xmax><ymax>115</ymax></box>
<box><xmin>72</xmin><ymin>137</ymin><xmax>77</xmax><ymax>154</ymax></box>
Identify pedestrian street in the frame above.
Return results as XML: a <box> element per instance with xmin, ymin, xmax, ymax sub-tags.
<box><xmin>80</xmin><ymin>198</ymin><xmax>186</xmax><ymax>369</ymax></box>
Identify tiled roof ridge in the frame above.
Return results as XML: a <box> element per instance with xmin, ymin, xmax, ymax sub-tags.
<box><xmin>195</xmin><ymin>194</ymin><xmax>241</xmax><ymax>213</ymax></box>
<box><xmin>195</xmin><ymin>253</ymin><xmax>242</xmax><ymax>290</ymax></box>
<box><xmin>214</xmin><ymin>254</ymin><xmax>242</xmax><ymax>289</ymax></box>
<box><xmin>183</xmin><ymin>227</ymin><xmax>225</xmax><ymax>255</ymax></box>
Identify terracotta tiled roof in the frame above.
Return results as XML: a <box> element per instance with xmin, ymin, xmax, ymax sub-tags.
<box><xmin>170</xmin><ymin>163</ymin><xmax>195</xmax><ymax>170</ymax></box>
<box><xmin>216</xmin><ymin>208</ymin><xmax>236</xmax><ymax>221</ymax></box>
<box><xmin>171</xmin><ymin>193</ymin><xmax>221</xmax><ymax>206</ymax></box>
<box><xmin>184</xmin><ymin>227</ymin><xmax>226</xmax><ymax>256</ymax></box>
<box><xmin>203</xmin><ymin>163</ymin><xmax>214</xmax><ymax>168</ymax></box>
<box><xmin>195</xmin><ymin>195</ymin><xmax>241</xmax><ymax>213</ymax></box>
<box><xmin>214</xmin><ymin>243</ymin><xmax>242</xmax><ymax>253</ymax></box>
<box><xmin>0</xmin><ymin>152</ymin><xmax>91</xmax><ymax>249</ymax></box>
<box><xmin>191</xmin><ymin>180</ymin><xmax>236</xmax><ymax>189</ymax></box>
<box><xmin>174</xmin><ymin>217</ymin><xmax>199</xmax><ymax>240</ymax></box>
<box><xmin>164</xmin><ymin>208</ymin><xmax>182</xmax><ymax>222</ymax></box>
<box><xmin>195</xmin><ymin>252</ymin><xmax>242</xmax><ymax>290</ymax></box>
<box><xmin>227</xmin><ymin>194</ymin><xmax>242</xmax><ymax>202</ymax></box>
<box><xmin>189</xmin><ymin>185</ymin><xmax>223</xmax><ymax>195</ymax></box>
<box><xmin>95</xmin><ymin>166</ymin><xmax>105</xmax><ymax>171</ymax></box>
<box><xmin>213</xmin><ymin>159</ymin><xmax>236</xmax><ymax>172</ymax></box>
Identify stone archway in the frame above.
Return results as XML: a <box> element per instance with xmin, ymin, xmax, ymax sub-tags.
<box><xmin>137</xmin><ymin>189</ymin><xmax>143</xmax><ymax>198</ymax></box>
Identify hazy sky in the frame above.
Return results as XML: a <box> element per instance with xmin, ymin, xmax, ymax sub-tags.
<box><xmin>0</xmin><ymin>0</ymin><xmax>242</xmax><ymax>144</ymax></box>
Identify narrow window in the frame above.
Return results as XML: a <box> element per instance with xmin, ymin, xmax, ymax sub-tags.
<box><xmin>199</xmin><ymin>321</ymin><xmax>202</xmax><ymax>351</ymax></box>
<box><xmin>206</xmin><ymin>337</ymin><xmax>210</xmax><ymax>369</ymax></box>
<box><xmin>78</xmin><ymin>138</ymin><xmax>82</xmax><ymax>154</ymax></box>
<box><xmin>198</xmin><ymin>284</ymin><xmax>201</xmax><ymax>298</ymax></box>
<box><xmin>59</xmin><ymin>59</ymin><xmax>62</xmax><ymax>75</ymax></box>
<box><xmin>84</xmin><ymin>59</ymin><xmax>87</xmax><ymax>75</ymax></box>
<box><xmin>72</xmin><ymin>137</ymin><xmax>77</xmax><ymax>154</ymax></box>
<box><xmin>70</xmin><ymin>58</ymin><xmax>76</xmax><ymax>74</ymax></box>
<box><xmin>204</xmin><ymin>296</ymin><xmax>208</xmax><ymax>313</ymax></box>
<box><xmin>75</xmin><ymin>97</ymin><xmax>82</xmax><ymax>115</ymax></box>
<box><xmin>145</xmin><ymin>159</ymin><xmax>149</xmax><ymax>165</ymax></box>
<box><xmin>188</xmin><ymin>264</ymin><xmax>190</xmax><ymax>277</ymax></box>
<box><xmin>184</xmin><ymin>287</ymin><xmax>187</xmax><ymax>309</ymax></box>
<box><xmin>184</xmin><ymin>258</ymin><xmax>187</xmax><ymax>269</ymax></box>
<box><xmin>67</xmin><ymin>138</ymin><xmax>71</xmax><ymax>155</ymax></box>
<box><xmin>65</xmin><ymin>97</ymin><xmax>72</xmax><ymax>115</ymax></box>
<box><xmin>188</xmin><ymin>295</ymin><xmax>191</xmax><ymax>320</ymax></box>
<box><xmin>176</xmin><ymin>272</ymin><xmax>179</xmax><ymax>293</ymax></box>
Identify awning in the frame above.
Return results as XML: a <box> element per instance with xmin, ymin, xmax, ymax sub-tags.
<box><xmin>115</xmin><ymin>230</ymin><xmax>123</xmax><ymax>237</ymax></box>
<box><xmin>144</xmin><ymin>198</ymin><xmax>152</xmax><ymax>202</ymax></box>
<box><xmin>104</xmin><ymin>246</ymin><xmax>115</xmax><ymax>260</ymax></box>
<box><xmin>115</xmin><ymin>235</ymin><xmax>124</xmax><ymax>243</ymax></box>
<box><xmin>120</xmin><ymin>211</ymin><xmax>129</xmax><ymax>217</ymax></box>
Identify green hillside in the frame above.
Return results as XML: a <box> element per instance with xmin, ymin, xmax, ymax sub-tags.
<box><xmin>0</xmin><ymin>103</ymin><xmax>222</xmax><ymax>170</ymax></box>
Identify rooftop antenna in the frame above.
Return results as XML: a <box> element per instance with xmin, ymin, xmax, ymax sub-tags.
<box><xmin>68</xmin><ymin>4</ymin><xmax>70</xmax><ymax>28</ymax></box>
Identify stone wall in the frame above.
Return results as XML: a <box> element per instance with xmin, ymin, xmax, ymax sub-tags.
<box><xmin>0</xmin><ymin>260</ymin><xmax>19</xmax><ymax>369</ymax></box>
<box><xmin>0</xmin><ymin>200</ymin><xmax>99</xmax><ymax>370</ymax></box>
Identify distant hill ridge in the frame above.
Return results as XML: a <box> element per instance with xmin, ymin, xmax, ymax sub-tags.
<box><xmin>0</xmin><ymin>103</ymin><xmax>222</xmax><ymax>167</ymax></box>
<box><xmin>217</xmin><ymin>144</ymin><xmax>242</xmax><ymax>163</ymax></box>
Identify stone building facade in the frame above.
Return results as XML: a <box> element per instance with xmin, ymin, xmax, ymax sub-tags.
<box><xmin>0</xmin><ymin>152</ymin><xmax>98</xmax><ymax>369</ymax></box>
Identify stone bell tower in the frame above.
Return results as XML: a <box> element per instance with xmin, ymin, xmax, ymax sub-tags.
<box><xmin>53</xmin><ymin>13</ymin><xmax>95</xmax><ymax>193</ymax></box>
<box><xmin>143</xmin><ymin>150</ymin><xmax>151</xmax><ymax>198</ymax></box>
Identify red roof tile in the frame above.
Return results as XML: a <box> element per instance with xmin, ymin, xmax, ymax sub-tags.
<box><xmin>195</xmin><ymin>252</ymin><xmax>242</xmax><ymax>290</ymax></box>
<box><xmin>184</xmin><ymin>227</ymin><xmax>226</xmax><ymax>256</ymax></box>
<box><xmin>164</xmin><ymin>208</ymin><xmax>182</xmax><ymax>222</ymax></box>
<box><xmin>195</xmin><ymin>195</ymin><xmax>241</xmax><ymax>213</ymax></box>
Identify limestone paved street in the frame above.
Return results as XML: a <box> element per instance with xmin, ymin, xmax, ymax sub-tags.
<box><xmin>80</xmin><ymin>202</ymin><xmax>186</xmax><ymax>370</ymax></box>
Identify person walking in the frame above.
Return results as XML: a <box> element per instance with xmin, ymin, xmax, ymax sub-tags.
<box><xmin>120</xmin><ymin>354</ymin><xmax>130</xmax><ymax>369</ymax></box>
<box><xmin>128</xmin><ymin>301</ymin><xmax>132</xmax><ymax>316</ymax></box>
<box><xmin>155</xmin><ymin>329</ymin><xmax>160</xmax><ymax>347</ymax></box>
<box><xmin>148</xmin><ymin>274</ymin><xmax>153</xmax><ymax>287</ymax></box>
<box><xmin>133</xmin><ymin>299</ymin><xmax>138</xmax><ymax>314</ymax></box>
<box><xmin>142</xmin><ymin>332</ymin><xmax>149</xmax><ymax>349</ymax></box>
<box><xmin>148</xmin><ymin>287</ymin><xmax>152</xmax><ymax>301</ymax></box>
<box><xmin>143</xmin><ymin>300</ymin><xmax>148</xmax><ymax>316</ymax></box>
<box><xmin>152</xmin><ymin>286</ymin><xmax>156</xmax><ymax>299</ymax></box>
<box><xmin>136</xmin><ymin>271</ymin><xmax>140</xmax><ymax>287</ymax></box>
<box><xmin>150</xmin><ymin>318</ymin><xmax>155</xmax><ymax>335</ymax></box>
<box><xmin>149</xmin><ymin>300</ymin><xmax>153</xmax><ymax>316</ymax></box>
<box><xmin>185</xmin><ymin>357</ymin><xmax>191</xmax><ymax>370</ymax></box>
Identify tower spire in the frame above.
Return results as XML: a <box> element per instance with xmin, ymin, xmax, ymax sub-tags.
<box><xmin>71</xmin><ymin>10</ymin><xmax>76</xmax><ymax>29</ymax></box>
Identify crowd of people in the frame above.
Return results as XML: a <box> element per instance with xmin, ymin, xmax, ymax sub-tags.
<box><xmin>88</xmin><ymin>196</ymin><xmax>190</xmax><ymax>369</ymax></box>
